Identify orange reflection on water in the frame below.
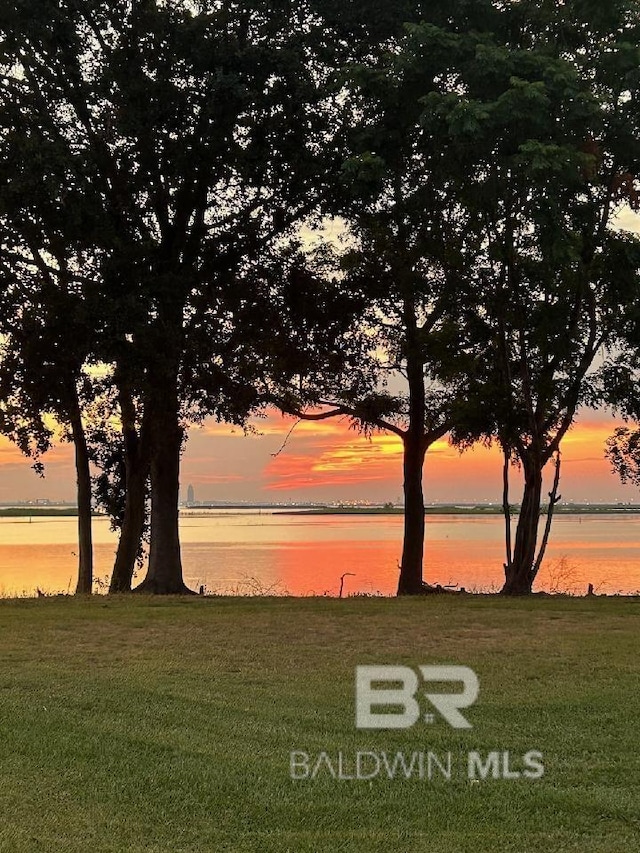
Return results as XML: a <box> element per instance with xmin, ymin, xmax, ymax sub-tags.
<box><xmin>271</xmin><ymin>534</ymin><xmax>509</xmax><ymax>595</ymax></box>
<box><xmin>1</xmin><ymin>512</ymin><xmax>640</xmax><ymax>596</ymax></box>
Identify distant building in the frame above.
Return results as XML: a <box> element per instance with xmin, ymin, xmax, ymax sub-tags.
<box><xmin>187</xmin><ymin>484</ymin><xmax>195</xmax><ymax>506</ymax></box>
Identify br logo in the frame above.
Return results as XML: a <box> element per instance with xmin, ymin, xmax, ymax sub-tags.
<box><xmin>355</xmin><ymin>665</ymin><xmax>479</xmax><ymax>730</ymax></box>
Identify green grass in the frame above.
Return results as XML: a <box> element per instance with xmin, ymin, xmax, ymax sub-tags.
<box><xmin>0</xmin><ymin>595</ymin><xmax>638</xmax><ymax>852</ymax></box>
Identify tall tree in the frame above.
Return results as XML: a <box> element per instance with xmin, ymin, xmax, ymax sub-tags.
<box><xmin>442</xmin><ymin>0</ymin><xmax>640</xmax><ymax>593</ymax></box>
<box><xmin>601</xmin><ymin>240</ymin><xmax>640</xmax><ymax>494</ymax></box>
<box><xmin>0</xmin><ymin>283</ymin><xmax>97</xmax><ymax>593</ymax></box>
<box><xmin>606</xmin><ymin>426</ymin><xmax>640</xmax><ymax>491</ymax></box>
<box><xmin>1</xmin><ymin>0</ymin><xmax>341</xmax><ymax>593</ymax></box>
<box><xmin>0</xmin><ymin>83</ymin><xmax>101</xmax><ymax>594</ymax></box>
<box><xmin>275</xmin><ymin>0</ymin><xmax>640</xmax><ymax>597</ymax></box>
<box><xmin>84</xmin><ymin>372</ymin><xmax>151</xmax><ymax>592</ymax></box>
<box><xmin>273</xmin><ymin>10</ymin><xmax>495</xmax><ymax>595</ymax></box>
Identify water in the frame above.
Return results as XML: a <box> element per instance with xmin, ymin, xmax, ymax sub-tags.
<box><xmin>0</xmin><ymin>510</ymin><xmax>639</xmax><ymax>596</ymax></box>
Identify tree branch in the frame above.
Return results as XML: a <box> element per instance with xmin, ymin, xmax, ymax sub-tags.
<box><xmin>532</xmin><ymin>450</ymin><xmax>562</xmax><ymax>580</ymax></box>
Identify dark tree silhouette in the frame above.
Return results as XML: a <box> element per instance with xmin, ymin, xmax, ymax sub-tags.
<box><xmin>1</xmin><ymin>0</ymin><xmax>341</xmax><ymax>593</ymax></box>
<box><xmin>444</xmin><ymin>0</ymin><xmax>640</xmax><ymax>593</ymax></box>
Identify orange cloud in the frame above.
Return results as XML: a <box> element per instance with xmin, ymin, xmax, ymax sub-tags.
<box><xmin>559</xmin><ymin>420</ymin><xmax>616</xmax><ymax>455</ymax></box>
<box><xmin>0</xmin><ymin>435</ymin><xmax>74</xmax><ymax>471</ymax></box>
<box><xmin>0</xmin><ymin>436</ymin><xmax>29</xmax><ymax>464</ymax></box>
<box><xmin>264</xmin><ymin>431</ymin><xmax>462</xmax><ymax>491</ymax></box>
<box><xmin>1</xmin><ymin>404</ymin><xmax>635</xmax><ymax>504</ymax></box>
<box><xmin>265</xmin><ymin>434</ymin><xmax>401</xmax><ymax>490</ymax></box>
<box><xmin>259</xmin><ymin>415</ymin><xmax>632</xmax><ymax>501</ymax></box>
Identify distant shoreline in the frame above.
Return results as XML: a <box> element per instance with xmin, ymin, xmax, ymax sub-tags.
<box><xmin>275</xmin><ymin>504</ymin><xmax>640</xmax><ymax>516</ymax></box>
<box><xmin>2</xmin><ymin>504</ymin><xmax>639</xmax><ymax>518</ymax></box>
<box><xmin>0</xmin><ymin>508</ymin><xmax>105</xmax><ymax>518</ymax></box>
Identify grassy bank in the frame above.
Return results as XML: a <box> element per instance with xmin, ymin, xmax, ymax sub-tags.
<box><xmin>0</xmin><ymin>595</ymin><xmax>638</xmax><ymax>852</ymax></box>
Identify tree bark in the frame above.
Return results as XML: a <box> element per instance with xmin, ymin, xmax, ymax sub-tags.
<box><xmin>68</xmin><ymin>383</ymin><xmax>93</xmax><ymax>595</ymax></box>
<box><xmin>502</xmin><ymin>446</ymin><xmax>513</xmax><ymax>573</ymax></box>
<box><xmin>532</xmin><ymin>450</ymin><xmax>562</xmax><ymax>582</ymax></box>
<box><xmin>134</xmin><ymin>384</ymin><xmax>192</xmax><ymax>594</ymax></box>
<box><xmin>502</xmin><ymin>455</ymin><xmax>543</xmax><ymax>595</ymax></box>
<box><xmin>397</xmin><ymin>430</ymin><xmax>427</xmax><ymax>595</ymax></box>
<box><xmin>110</xmin><ymin>461</ymin><xmax>148</xmax><ymax>592</ymax></box>
<box><xmin>397</xmin><ymin>294</ymin><xmax>428</xmax><ymax>596</ymax></box>
<box><xmin>109</xmin><ymin>385</ymin><xmax>150</xmax><ymax>593</ymax></box>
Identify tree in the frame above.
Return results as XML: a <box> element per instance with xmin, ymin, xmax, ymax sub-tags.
<box><xmin>279</xmin><ymin>0</ymin><xmax>640</xmax><ymax>597</ymax></box>
<box><xmin>606</xmin><ymin>427</ymin><xmax>640</xmax><ymax>489</ymax></box>
<box><xmin>272</xmin><ymin>13</ymin><xmax>493</xmax><ymax>595</ymax></box>
<box><xmin>1</xmin><ymin>0</ymin><xmax>342</xmax><ymax>593</ymax></box>
<box><xmin>441</xmin><ymin>0</ymin><xmax>640</xmax><ymax>593</ymax></box>
<box><xmin>0</xmin><ymin>108</ymin><xmax>101</xmax><ymax>594</ymax></box>
<box><xmin>0</xmin><ymin>285</ymin><xmax>97</xmax><ymax>594</ymax></box>
<box><xmin>85</xmin><ymin>373</ymin><xmax>151</xmax><ymax>592</ymax></box>
<box><xmin>601</xmin><ymin>242</ymin><xmax>640</xmax><ymax>493</ymax></box>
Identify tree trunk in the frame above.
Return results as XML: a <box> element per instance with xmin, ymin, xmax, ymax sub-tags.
<box><xmin>502</xmin><ymin>457</ymin><xmax>543</xmax><ymax>595</ymax></box>
<box><xmin>532</xmin><ymin>450</ymin><xmax>561</xmax><ymax>582</ymax></box>
<box><xmin>68</xmin><ymin>384</ymin><xmax>93</xmax><ymax>595</ymax></box>
<box><xmin>135</xmin><ymin>386</ymin><xmax>192</xmax><ymax>595</ymax></box>
<box><xmin>397</xmin><ymin>293</ymin><xmax>428</xmax><ymax>596</ymax></box>
<box><xmin>397</xmin><ymin>430</ymin><xmax>427</xmax><ymax>595</ymax></box>
<box><xmin>502</xmin><ymin>447</ymin><xmax>513</xmax><ymax>573</ymax></box>
<box><xmin>109</xmin><ymin>385</ymin><xmax>150</xmax><ymax>593</ymax></box>
<box><xmin>110</xmin><ymin>455</ymin><xmax>148</xmax><ymax>592</ymax></box>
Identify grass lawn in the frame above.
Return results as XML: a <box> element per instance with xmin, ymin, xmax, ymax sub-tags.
<box><xmin>0</xmin><ymin>595</ymin><xmax>638</xmax><ymax>852</ymax></box>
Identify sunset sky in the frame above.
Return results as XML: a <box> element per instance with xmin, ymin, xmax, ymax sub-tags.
<box><xmin>185</xmin><ymin>410</ymin><xmax>640</xmax><ymax>504</ymax></box>
<box><xmin>0</xmin><ymin>407</ymin><xmax>637</xmax><ymax>505</ymax></box>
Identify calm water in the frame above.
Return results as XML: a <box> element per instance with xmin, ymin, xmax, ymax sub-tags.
<box><xmin>0</xmin><ymin>510</ymin><xmax>639</xmax><ymax>596</ymax></box>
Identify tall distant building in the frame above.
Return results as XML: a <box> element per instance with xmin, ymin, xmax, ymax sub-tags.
<box><xmin>187</xmin><ymin>484</ymin><xmax>195</xmax><ymax>506</ymax></box>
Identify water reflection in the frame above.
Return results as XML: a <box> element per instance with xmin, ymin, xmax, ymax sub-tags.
<box><xmin>0</xmin><ymin>512</ymin><xmax>638</xmax><ymax>596</ymax></box>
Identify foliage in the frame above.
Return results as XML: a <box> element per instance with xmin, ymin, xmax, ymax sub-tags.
<box><xmin>1</xmin><ymin>1</ymin><xmax>640</xmax><ymax>595</ymax></box>
<box><xmin>606</xmin><ymin>426</ymin><xmax>640</xmax><ymax>487</ymax></box>
<box><xmin>0</xmin><ymin>0</ymin><xmax>358</xmax><ymax>590</ymax></box>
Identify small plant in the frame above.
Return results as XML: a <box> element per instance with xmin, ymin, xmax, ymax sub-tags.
<box><xmin>92</xmin><ymin>574</ymin><xmax>111</xmax><ymax>593</ymax></box>
<box><xmin>347</xmin><ymin>590</ymin><xmax>388</xmax><ymax>598</ymax></box>
<box><xmin>539</xmin><ymin>556</ymin><xmax>580</xmax><ymax>595</ymax></box>
<box><xmin>211</xmin><ymin>575</ymin><xmax>290</xmax><ymax>597</ymax></box>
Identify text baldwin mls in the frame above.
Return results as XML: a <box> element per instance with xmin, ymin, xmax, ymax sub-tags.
<box><xmin>289</xmin><ymin>749</ymin><xmax>544</xmax><ymax>781</ymax></box>
<box><xmin>288</xmin><ymin>667</ymin><xmax>544</xmax><ymax>782</ymax></box>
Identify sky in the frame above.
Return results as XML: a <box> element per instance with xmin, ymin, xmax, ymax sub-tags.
<box><xmin>179</xmin><ymin>410</ymin><xmax>640</xmax><ymax>504</ymax></box>
<box><xmin>0</xmin><ymin>407</ymin><xmax>638</xmax><ymax>505</ymax></box>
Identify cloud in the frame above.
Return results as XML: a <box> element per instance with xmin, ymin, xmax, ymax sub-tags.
<box><xmin>264</xmin><ymin>433</ymin><xmax>404</xmax><ymax>491</ymax></box>
<box><xmin>613</xmin><ymin>206</ymin><xmax>640</xmax><ymax>234</ymax></box>
<box><xmin>1</xmin><ymin>404</ymin><xmax>635</xmax><ymax>504</ymax></box>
